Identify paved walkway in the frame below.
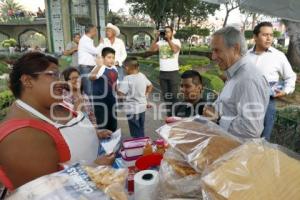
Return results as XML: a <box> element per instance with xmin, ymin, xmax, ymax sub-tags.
<box><xmin>116</xmin><ymin>85</ymin><xmax>165</xmax><ymax>141</ymax></box>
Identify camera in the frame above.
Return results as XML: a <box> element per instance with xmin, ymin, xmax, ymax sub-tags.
<box><xmin>159</xmin><ymin>28</ymin><xmax>166</xmax><ymax>41</ymax></box>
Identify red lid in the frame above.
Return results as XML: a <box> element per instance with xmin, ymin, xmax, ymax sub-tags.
<box><xmin>135</xmin><ymin>153</ymin><xmax>163</xmax><ymax>170</ymax></box>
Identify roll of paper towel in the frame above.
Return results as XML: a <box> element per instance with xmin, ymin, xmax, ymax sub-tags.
<box><xmin>134</xmin><ymin>170</ymin><xmax>159</xmax><ymax>200</ymax></box>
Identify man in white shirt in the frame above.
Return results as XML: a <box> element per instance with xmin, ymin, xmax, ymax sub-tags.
<box><xmin>100</xmin><ymin>23</ymin><xmax>127</xmax><ymax>81</ymax></box>
<box><xmin>149</xmin><ymin>26</ymin><xmax>181</xmax><ymax>116</ymax></box>
<box><xmin>246</xmin><ymin>22</ymin><xmax>297</xmax><ymax>140</ymax></box>
<box><xmin>78</xmin><ymin>24</ymin><xmax>102</xmax><ymax>96</ymax></box>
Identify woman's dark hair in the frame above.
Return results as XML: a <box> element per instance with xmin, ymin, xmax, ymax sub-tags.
<box><xmin>9</xmin><ymin>52</ymin><xmax>58</xmax><ymax>98</ymax></box>
<box><xmin>62</xmin><ymin>67</ymin><xmax>79</xmax><ymax>82</ymax></box>
<box><xmin>61</xmin><ymin>67</ymin><xmax>83</xmax><ymax>93</ymax></box>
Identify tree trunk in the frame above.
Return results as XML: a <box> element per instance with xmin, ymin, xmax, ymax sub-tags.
<box><xmin>287</xmin><ymin>35</ymin><xmax>300</xmax><ymax>71</ymax></box>
<box><xmin>251</xmin><ymin>13</ymin><xmax>257</xmax><ymax>29</ymax></box>
<box><xmin>285</xmin><ymin>21</ymin><xmax>300</xmax><ymax>71</ymax></box>
<box><xmin>177</xmin><ymin>16</ymin><xmax>181</xmax><ymax>31</ymax></box>
<box><xmin>223</xmin><ymin>12</ymin><xmax>229</xmax><ymax>27</ymax></box>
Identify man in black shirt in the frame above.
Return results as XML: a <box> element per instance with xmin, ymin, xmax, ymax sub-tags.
<box><xmin>174</xmin><ymin>70</ymin><xmax>205</xmax><ymax>117</ymax></box>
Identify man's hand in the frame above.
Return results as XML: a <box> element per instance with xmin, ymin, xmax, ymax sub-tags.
<box><xmin>97</xmin><ymin>129</ymin><xmax>112</xmax><ymax>139</ymax></box>
<box><xmin>72</xmin><ymin>47</ymin><xmax>78</xmax><ymax>53</ymax></box>
<box><xmin>155</xmin><ymin>31</ymin><xmax>160</xmax><ymax>41</ymax></box>
<box><xmin>203</xmin><ymin>105</ymin><xmax>219</xmax><ymax>122</ymax></box>
<box><xmin>146</xmin><ymin>103</ymin><xmax>152</xmax><ymax>109</ymax></box>
<box><xmin>165</xmin><ymin>34</ymin><xmax>172</xmax><ymax>42</ymax></box>
<box><xmin>95</xmin><ymin>153</ymin><xmax>115</xmax><ymax>165</ymax></box>
<box><xmin>99</xmin><ymin>37</ymin><xmax>104</xmax><ymax>44</ymax></box>
<box><xmin>274</xmin><ymin>90</ymin><xmax>286</xmax><ymax>98</ymax></box>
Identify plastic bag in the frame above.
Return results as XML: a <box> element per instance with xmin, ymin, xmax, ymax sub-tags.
<box><xmin>156</xmin><ymin>116</ymin><xmax>241</xmax><ymax>173</ymax></box>
<box><xmin>84</xmin><ymin>165</ymin><xmax>128</xmax><ymax>200</ymax></box>
<box><xmin>7</xmin><ymin>163</ymin><xmax>110</xmax><ymax>200</ymax></box>
<box><xmin>158</xmin><ymin>148</ymin><xmax>203</xmax><ymax>199</ymax></box>
<box><xmin>7</xmin><ymin>163</ymin><xmax>128</xmax><ymax>200</ymax></box>
<box><xmin>200</xmin><ymin>139</ymin><xmax>300</xmax><ymax>200</ymax></box>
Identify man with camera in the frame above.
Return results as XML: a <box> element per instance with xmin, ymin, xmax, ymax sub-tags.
<box><xmin>149</xmin><ymin>26</ymin><xmax>181</xmax><ymax>116</ymax></box>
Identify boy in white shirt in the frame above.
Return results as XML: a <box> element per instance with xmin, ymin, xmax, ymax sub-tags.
<box><xmin>118</xmin><ymin>57</ymin><xmax>153</xmax><ymax>138</ymax></box>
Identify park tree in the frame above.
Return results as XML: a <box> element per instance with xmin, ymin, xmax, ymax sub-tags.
<box><xmin>106</xmin><ymin>10</ymin><xmax>123</xmax><ymax>25</ymax></box>
<box><xmin>0</xmin><ymin>0</ymin><xmax>23</xmax><ymax>19</ymax></box>
<box><xmin>126</xmin><ymin>0</ymin><xmax>169</xmax><ymax>29</ymax></box>
<box><xmin>126</xmin><ymin>0</ymin><xmax>219</xmax><ymax>30</ymax></box>
<box><xmin>222</xmin><ymin>0</ymin><xmax>239</xmax><ymax>27</ymax></box>
<box><xmin>283</xmin><ymin>20</ymin><xmax>300</xmax><ymax>71</ymax></box>
<box><xmin>244</xmin><ymin>30</ymin><xmax>253</xmax><ymax>40</ymax></box>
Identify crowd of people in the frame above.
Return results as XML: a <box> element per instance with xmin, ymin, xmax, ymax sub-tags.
<box><xmin>0</xmin><ymin>21</ymin><xmax>297</xmax><ymax>194</ymax></box>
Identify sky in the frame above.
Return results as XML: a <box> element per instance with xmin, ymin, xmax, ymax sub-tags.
<box><xmin>16</xmin><ymin>0</ymin><xmax>128</xmax><ymax>13</ymax></box>
<box><xmin>16</xmin><ymin>0</ymin><xmax>241</xmax><ymax>24</ymax></box>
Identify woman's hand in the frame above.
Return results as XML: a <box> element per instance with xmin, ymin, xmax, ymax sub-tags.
<box><xmin>97</xmin><ymin>129</ymin><xmax>112</xmax><ymax>139</ymax></box>
<box><xmin>95</xmin><ymin>153</ymin><xmax>115</xmax><ymax>165</ymax></box>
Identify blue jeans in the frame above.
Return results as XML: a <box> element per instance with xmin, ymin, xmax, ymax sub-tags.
<box><xmin>79</xmin><ymin>65</ymin><xmax>94</xmax><ymax>96</ymax></box>
<box><xmin>262</xmin><ymin>98</ymin><xmax>276</xmax><ymax>141</ymax></box>
<box><xmin>127</xmin><ymin>112</ymin><xmax>145</xmax><ymax>138</ymax></box>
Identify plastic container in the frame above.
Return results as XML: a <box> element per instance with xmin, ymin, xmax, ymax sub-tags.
<box><xmin>123</xmin><ymin>137</ymin><xmax>150</xmax><ymax>157</ymax></box>
<box><xmin>143</xmin><ymin>140</ymin><xmax>153</xmax><ymax>156</ymax></box>
<box><xmin>155</xmin><ymin>139</ymin><xmax>166</xmax><ymax>155</ymax></box>
<box><xmin>135</xmin><ymin>153</ymin><xmax>163</xmax><ymax>171</ymax></box>
<box><xmin>120</xmin><ymin>149</ymin><xmax>141</xmax><ymax>168</ymax></box>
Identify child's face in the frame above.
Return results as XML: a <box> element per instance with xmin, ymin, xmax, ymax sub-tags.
<box><xmin>103</xmin><ymin>53</ymin><xmax>115</xmax><ymax>67</ymax></box>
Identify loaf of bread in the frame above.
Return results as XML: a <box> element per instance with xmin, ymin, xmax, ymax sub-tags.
<box><xmin>201</xmin><ymin>141</ymin><xmax>300</xmax><ymax>200</ymax></box>
<box><xmin>165</xmin><ymin>158</ymin><xmax>197</xmax><ymax>176</ymax></box>
<box><xmin>167</xmin><ymin>119</ymin><xmax>241</xmax><ymax>172</ymax></box>
<box><xmin>158</xmin><ymin>158</ymin><xmax>203</xmax><ymax>199</ymax></box>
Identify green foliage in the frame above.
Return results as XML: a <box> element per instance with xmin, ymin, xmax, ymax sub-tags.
<box><xmin>274</xmin><ymin>44</ymin><xmax>288</xmax><ymax>54</ymax></box>
<box><xmin>271</xmin><ymin>106</ymin><xmax>300</xmax><ymax>153</ymax></box>
<box><xmin>0</xmin><ymin>78</ymin><xmax>8</xmax><ymax>92</ymax></box>
<box><xmin>126</xmin><ymin>0</ymin><xmax>219</xmax><ymax>28</ymax></box>
<box><xmin>1</xmin><ymin>38</ymin><xmax>16</xmax><ymax>48</ymax></box>
<box><xmin>106</xmin><ymin>10</ymin><xmax>123</xmax><ymax>25</ymax></box>
<box><xmin>176</xmin><ymin>29</ymin><xmax>191</xmax><ymax>41</ymax></box>
<box><xmin>179</xmin><ymin>64</ymin><xmax>192</xmax><ymax>73</ymax></box>
<box><xmin>0</xmin><ymin>61</ymin><xmax>10</xmax><ymax>75</ymax></box>
<box><xmin>176</xmin><ymin>27</ymin><xmax>210</xmax><ymax>41</ymax></box>
<box><xmin>179</xmin><ymin>55</ymin><xmax>210</xmax><ymax>67</ymax></box>
<box><xmin>201</xmin><ymin>72</ymin><xmax>224</xmax><ymax>92</ymax></box>
<box><xmin>0</xmin><ymin>90</ymin><xmax>14</xmax><ymax>110</ymax></box>
<box><xmin>0</xmin><ymin>0</ymin><xmax>24</xmax><ymax>20</ymax></box>
<box><xmin>181</xmin><ymin>45</ymin><xmax>211</xmax><ymax>52</ymax></box>
<box><xmin>244</xmin><ymin>30</ymin><xmax>253</xmax><ymax>40</ymax></box>
<box><xmin>58</xmin><ymin>56</ymin><xmax>72</xmax><ymax>71</ymax></box>
<box><xmin>273</xmin><ymin>30</ymin><xmax>282</xmax><ymax>38</ymax></box>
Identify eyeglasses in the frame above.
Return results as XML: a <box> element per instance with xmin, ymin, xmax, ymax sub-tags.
<box><xmin>33</xmin><ymin>70</ymin><xmax>61</xmax><ymax>80</ymax></box>
<box><xmin>68</xmin><ymin>76</ymin><xmax>80</xmax><ymax>81</ymax></box>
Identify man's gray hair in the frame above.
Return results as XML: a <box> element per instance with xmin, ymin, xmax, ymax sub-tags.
<box><xmin>213</xmin><ymin>26</ymin><xmax>247</xmax><ymax>56</ymax></box>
